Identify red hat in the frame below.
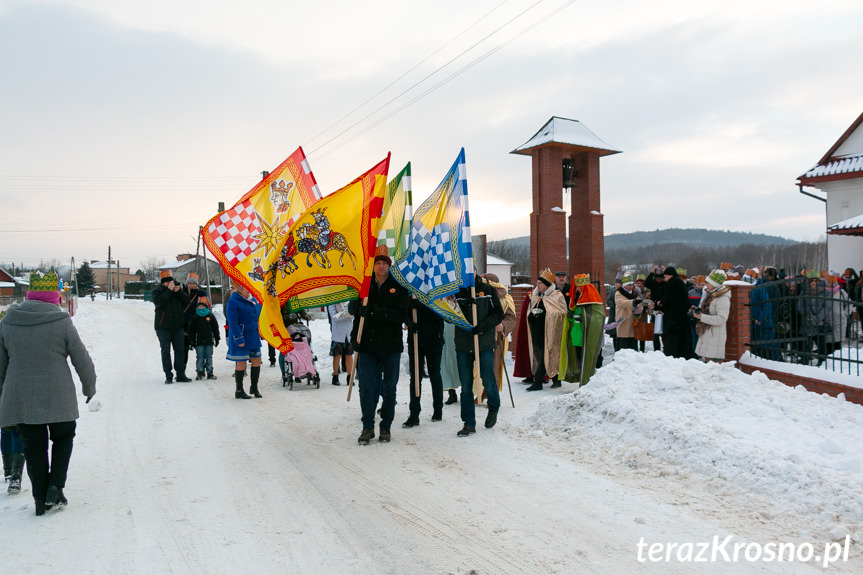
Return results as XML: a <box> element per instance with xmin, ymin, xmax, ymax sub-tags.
<box><xmin>374</xmin><ymin>244</ymin><xmax>392</xmax><ymax>265</ymax></box>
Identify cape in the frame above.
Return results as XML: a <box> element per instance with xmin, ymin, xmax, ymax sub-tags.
<box><xmin>559</xmin><ymin>284</ymin><xmax>606</xmax><ymax>386</ymax></box>
<box><xmin>512</xmin><ymin>292</ymin><xmax>533</xmax><ymax>378</ymax></box>
<box><xmin>526</xmin><ymin>284</ymin><xmax>567</xmax><ymax>379</ymax></box>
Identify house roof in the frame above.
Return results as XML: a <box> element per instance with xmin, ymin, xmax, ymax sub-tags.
<box><xmin>511</xmin><ymin>116</ymin><xmax>621</xmax><ymax>157</ymax></box>
<box><xmin>487</xmin><ymin>253</ymin><xmax>513</xmax><ymax>266</ymax></box>
<box><xmin>798</xmin><ymin>111</ymin><xmax>863</xmax><ymax>185</ymax></box>
<box><xmin>827</xmin><ymin>212</ymin><xmax>863</xmax><ymax>236</ymax></box>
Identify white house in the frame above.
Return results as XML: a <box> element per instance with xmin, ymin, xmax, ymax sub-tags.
<box><xmin>486</xmin><ymin>253</ymin><xmax>513</xmax><ymax>287</ymax></box>
<box><xmin>797</xmin><ymin>111</ymin><xmax>863</xmax><ymax>273</ymax></box>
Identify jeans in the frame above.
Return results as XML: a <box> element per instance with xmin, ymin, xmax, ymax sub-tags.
<box><xmin>407</xmin><ymin>338</ymin><xmax>444</xmax><ymax>416</ymax></box>
<box><xmin>156</xmin><ymin>328</ymin><xmax>186</xmax><ymax>377</ymax></box>
<box><xmin>17</xmin><ymin>421</ymin><xmax>76</xmax><ymax>503</ymax></box>
<box><xmin>457</xmin><ymin>349</ymin><xmax>499</xmax><ymax>428</ymax></box>
<box><xmin>1</xmin><ymin>426</ymin><xmax>23</xmax><ymax>454</ymax></box>
<box><xmin>195</xmin><ymin>345</ymin><xmax>214</xmax><ymax>373</ymax></box>
<box><xmin>357</xmin><ymin>351</ymin><xmax>401</xmax><ymax>431</ymax></box>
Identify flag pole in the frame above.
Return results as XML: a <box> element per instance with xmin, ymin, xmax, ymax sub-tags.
<box><xmin>500</xmin><ymin>337</ymin><xmax>515</xmax><ymax>408</ymax></box>
<box><xmin>470</xmin><ymin>285</ymin><xmax>482</xmax><ymax>397</ymax></box>
<box><xmin>346</xmin><ymin>296</ymin><xmax>367</xmax><ymax>402</ymax></box>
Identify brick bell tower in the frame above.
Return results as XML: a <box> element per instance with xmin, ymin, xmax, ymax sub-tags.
<box><xmin>511</xmin><ymin>116</ymin><xmax>621</xmax><ymax>289</ymax></box>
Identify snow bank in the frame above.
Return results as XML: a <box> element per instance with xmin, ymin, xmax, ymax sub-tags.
<box><xmin>527</xmin><ymin>350</ymin><xmax>863</xmax><ymax>539</ymax></box>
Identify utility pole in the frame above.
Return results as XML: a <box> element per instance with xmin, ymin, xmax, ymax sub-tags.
<box><xmin>217</xmin><ymin>201</ymin><xmax>227</xmax><ymax>306</ymax></box>
<box><xmin>194</xmin><ymin>226</ymin><xmax>202</xmax><ymax>279</ymax></box>
<box><xmin>107</xmin><ymin>246</ymin><xmax>112</xmax><ymax>301</ymax></box>
<box><xmin>71</xmin><ymin>256</ymin><xmax>78</xmax><ymax>298</ymax></box>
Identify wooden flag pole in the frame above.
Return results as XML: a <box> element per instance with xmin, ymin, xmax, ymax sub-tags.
<box><xmin>471</xmin><ymin>285</ymin><xmax>482</xmax><ymax>399</ymax></box>
<box><xmin>500</xmin><ymin>341</ymin><xmax>516</xmax><ymax>408</ymax></box>
<box><xmin>346</xmin><ymin>296</ymin><xmax>368</xmax><ymax>402</ymax></box>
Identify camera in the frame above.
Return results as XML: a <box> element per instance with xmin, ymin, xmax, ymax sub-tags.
<box><xmin>173</xmin><ymin>280</ymin><xmax>181</xmax><ymax>287</ymax></box>
<box><xmin>688</xmin><ymin>306</ymin><xmax>701</xmax><ymax>318</ymax></box>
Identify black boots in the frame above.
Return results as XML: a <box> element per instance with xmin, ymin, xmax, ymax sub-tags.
<box><xmin>445</xmin><ymin>389</ymin><xmax>458</xmax><ymax>404</ymax></box>
<box><xmin>332</xmin><ymin>373</ymin><xmax>341</xmax><ymax>386</ymax></box>
<box><xmin>45</xmin><ymin>485</ymin><xmax>67</xmax><ymax>508</ymax></box>
<box><xmin>7</xmin><ymin>454</ymin><xmax>24</xmax><ymax>494</ymax></box>
<box><xmin>235</xmin><ymin>370</ymin><xmax>251</xmax><ymax>399</ymax></box>
<box><xmin>2</xmin><ymin>452</ymin><xmax>10</xmax><ymax>482</ymax></box>
<box><xmin>402</xmin><ymin>414</ymin><xmax>420</xmax><ymax>428</ymax></box>
<box><xmin>526</xmin><ymin>382</ymin><xmax>543</xmax><ymax>391</ymax></box>
<box><xmin>457</xmin><ymin>425</ymin><xmax>476</xmax><ymax>437</ymax></box>
<box><xmin>431</xmin><ymin>408</ymin><xmax>442</xmax><ymax>422</ymax></box>
<box><xmin>484</xmin><ymin>411</ymin><xmax>498</xmax><ymax>429</ymax></box>
<box><xmin>357</xmin><ymin>428</ymin><xmax>375</xmax><ymax>445</ymax></box>
<box><xmin>550</xmin><ymin>377</ymin><xmax>561</xmax><ymax>389</ymax></box>
<box><xmin>195</xmin><ymin>371</ymin><xmax>205</xmax><ymax>381</ymax></box>
<box><xmin>249</xmin><ymin>366</ymin><xmax>262</xmax><ymax>398</ymax></box>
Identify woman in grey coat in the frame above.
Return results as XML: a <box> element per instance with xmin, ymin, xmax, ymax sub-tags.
<box><xmin>0</xmin><ymin>272</ymin><xmax>96</xmax><ymax>516</ymax></box>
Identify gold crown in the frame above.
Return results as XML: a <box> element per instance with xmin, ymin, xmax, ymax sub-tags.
<box><xmin>29</xmin><ymin>270</ymin><xmax>59</xmax><ymax>292</ymax></box>
<box><xmin>573</xmin><ymin>273</ymin><xmax>591</xmax><ymax>286</ymax></box>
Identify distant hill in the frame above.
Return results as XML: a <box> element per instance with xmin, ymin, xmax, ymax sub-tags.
<box><xmin>488</xmin><ymin>229</ymin><xmax>799</xmax><ymax>251</ymax></box>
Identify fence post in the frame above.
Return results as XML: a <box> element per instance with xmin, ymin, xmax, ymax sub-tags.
<box><xmin>725</xmin><ymin>282</ymin><xmax>753</xmax><ymax>362</ymax></box>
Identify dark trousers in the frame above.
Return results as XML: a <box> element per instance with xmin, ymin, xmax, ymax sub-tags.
<box><xmin>156</xmin><ymin>328</ymin><xmax>186</xmax><ymax>377</ymax></box>
<box><xmin>407</xmin><ymin>338</ymin><xmax>444</xmax><ymax>416</ymax></box>
<box><xmin>618</xmin><ymin>337</ymin><xmax>637</xmax><ymax>350</ymax></box>
<box><xmin>17</xmin><ymin>421</ymin><xmax>76</xmax><ymax>502</ymax></box>
<box><xmin>268</xmin><ymin>343</ymin><xmax>276</xmax><ymax>364</ymax></box>
<box><xmin>664</xmin><ymin>330</ymin><xmax>691</xmax><ymax>359</ymax></box>
<box><xmin>357</xmin><ymin>351</ymin><xmax>401</xmax><ymax>431</ymax></box>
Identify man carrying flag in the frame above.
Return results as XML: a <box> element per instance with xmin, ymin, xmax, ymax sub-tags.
<box><xmin>351</xmin><ymin>246</ymin><xmax>409</xmax><ymax>445</ymax></box>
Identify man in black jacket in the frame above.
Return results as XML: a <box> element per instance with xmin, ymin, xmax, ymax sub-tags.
<box><xmin>351</xmin><ymin>252</ymin><xmax>409</xmax><ymax>445</ymax></box>
<box><xmin>403</xmin><ymin>300</ymin><xmax>445</xmax><ymax>427</ymax></box>
<box><xmin>153</xmin><ymin>270</ymin><xmax>192</xmax><ymax>383</ymax></box>
<box><xmin>454</xmin><ymin>274</ymin><xmax>504</xmax><ymax>436</ymax></box>
<box><xmin>659</xmin><ymin>266</ymin><xmax>692</xmax><ymax>359</ymax></box>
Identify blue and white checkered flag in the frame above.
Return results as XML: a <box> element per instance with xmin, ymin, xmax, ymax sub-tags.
<box><xmin>392</xmin><ymin>149</ymin><xmax>473</xmax><ymax>329</ymax></box>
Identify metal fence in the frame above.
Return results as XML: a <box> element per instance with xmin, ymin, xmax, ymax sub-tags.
<box><xmin>749</xmin><ymin>278</ymin><xmax>862</xmax><ymax>376</ymax></box>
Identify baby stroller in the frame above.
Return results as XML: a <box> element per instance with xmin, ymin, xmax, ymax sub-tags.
<box><xmin>279</xmin><ymin>323</ymin><xmax>320</xmax><ymax>390</ymax></box>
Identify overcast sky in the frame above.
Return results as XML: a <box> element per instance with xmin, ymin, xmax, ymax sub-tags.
<box><xmin>1</xmin><ymin>0</ymin><xmax>862</xmax><ymax>272</ymax></box>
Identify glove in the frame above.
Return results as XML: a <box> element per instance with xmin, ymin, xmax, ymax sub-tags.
<box><xmin>471</xmin><ymin>325</ymin><xmax>482</xmax><ymax>335</ymax></box>
<box><xmin>215</xmin><ymin>340</ymin><xmax>220</xmax><ymax>348</ymax></box>
<box><xmin>86</xmin><ymin>394</ymin><xmax>94</xmax><ymax>404</ymax></box>
<box><xmin>358</xmin><ymin>306</ymin><xmax>369</xmax><ymax>318</ymax></box>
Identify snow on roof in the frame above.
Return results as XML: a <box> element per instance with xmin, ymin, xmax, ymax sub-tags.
<box><xmin>799</xmin><ymin>153</ymin><xmax>863</xmax><ymax>180</ymax></box>
<box><xmin>486</xmin><ymin>253</ymin><xmax>513</xmax><ymax>266</ymax></box>
<box><xmin>827</xmin><ymin>212</ymin><xmax>863</xmax><ymax>234</ymax></box>
<box><xmin>511</xmin><ymin>116</ymin><xmax>621</xmax><ymax>156</ymax></box>
<box><xmin>0</xmin><ymin>281</ymin><xmax>14</xmax><ymax>288</ymax></box>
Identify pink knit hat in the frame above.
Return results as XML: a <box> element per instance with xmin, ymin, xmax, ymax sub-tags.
<box><xmin>27</xmin><ymin>290</ymin><xmax>62</xmax><ymax>305</ymax></box>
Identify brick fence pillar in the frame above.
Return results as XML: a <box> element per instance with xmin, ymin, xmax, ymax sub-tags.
<box><xmin>724</xmin><ymin>283</ymin><xmax>752</xmax><ymax>361</ymax></box>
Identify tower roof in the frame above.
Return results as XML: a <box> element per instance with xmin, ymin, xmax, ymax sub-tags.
<box><xmin>511</xmin><ymin>116</ymin><xmax>621</xmax><ymax>156</ymax></box>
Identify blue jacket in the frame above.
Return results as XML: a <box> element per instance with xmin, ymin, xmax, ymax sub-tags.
<box><xmin>225</xmin><ymin>291</ymin><xmax>262</xmax><ymax>356</ymax></box>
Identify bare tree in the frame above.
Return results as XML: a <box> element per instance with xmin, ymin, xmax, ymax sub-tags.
<box><xmin>140</xmin><ymin>257</ymin><xmax>167</xmax><ymax>283</ymax></box>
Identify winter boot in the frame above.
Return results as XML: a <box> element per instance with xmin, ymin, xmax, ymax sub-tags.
<box><xmin>357</xmin><ymin>428</ymin><xmax>375</xmax><ymax>445</ymax></box>
<box><xmin>379</xmin><ymin>427</ymin><xmax>392</xmax><ymax>443</ymax></box>
<box><xmin>7</xmin><ymin>454</ymin><xmax>24</xmax><ymax>494</ymax></box>
<box><xmin>249</xmin><ymin>366</ymin><xmax>262</xmax><ymax>398</ymax></box>
<box><xmin>445</xmin><ymin>389</ymin><xmax>458</xmax><ymax>405</ymax></box>
<box><xmin>207</xmin><ymin>372</ymin><xmax>217</xmax><ymax>380</ymax></box>
<box><xmin>164</xmin><ymin>373</ymin><xmax>174</xmax><ymax>385</ymax></box>
<box><xmin>2</xmin><ymin>452</ymin><xmax>11</xmax><ymax>483</ymax></box>
<box><xmin>526</xmin><ymin>382</ymin><xmax>543</xmax><ymax>392</ymax></box>
<box><xmin>431</xmin><ymin>408</ymin><xmax>442</xmax><ymax>422</ymax></box>
<box><xmin>195</xmin><ymin>371</ymin><xmax>205</xmax><ymax>381</ymax></box>
<box><xmin>45</xmin><ymin>485</ymin><xmax>67</xmax><ymax>508</ymax></box>
<box><xmin>175</xmin><ymin>374</ymin><xmax>192</xmax><ymax>383</ymax></box>
<box><xmin>402</xmin><ymin>414</ymin><xmax>420</xmax><ymax>428</ymax></box>
<box><xmin>550</xmin><ymin>377</ymin><xmax>561</xmax><ymax>389</ymax></box>
<box><xmin>234</xmin><ymin>370</ymin><xmax>251</xmax><ymax>399</ymax></box>
<box><xmin>332</xmin><ymin>373</ymin><xmax>341</xmax><ymax>386</ymax></box>
<box><xmin>457</xmin><ymin>425</ymin><xmax>476</xmax><ymax>437</ymax></box>
<box><xmin>484</xmin><ymin>411</ymin><xmax>498</xmax><ymax>429</ymax></box>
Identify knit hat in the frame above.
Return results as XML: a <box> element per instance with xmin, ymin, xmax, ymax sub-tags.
<box><xmin>663</xmin><ymin>266</ymin><xmax>678</xmax><ymax>277</ymax></box>
<box><xmin>706</xmin><ymin>269</ymin><xmax>727</xmax><ymax>288</ymax></box>
<box><xmin>635</xmin><ymin>274</ymin><xmax>646</xmax><ymax>283</ymax></box>
<box><xmin>620</xmin><ymin>273</ymin><xmax>634</xmax><ymax>286</ymax></box>
<box><xmin>186</xmin><ymin>272</ymin><xmax>200</xmax><ymax>285</ymax></box>
<box><xmin>677</xmin><ymin>268</ymin><xmax>687</xmax><ymax>278</ymax></box>
<box><xmin>373</xmin><ymin>244</ymin><xmax>392</xmax><ymax>266</ymax></box>
<box><xmin>538</xmin><ymin>268</ymin><xmax>554</xmax><ymax>287</ymax></box>
<box><xmin>572</xmin><ymin>273</ymin><xmax>591</xmax><ymax>286</ymax></box>
<box><xmin>160</xmin><ymin>269</ymin><xmax>173</xmax><ymax>283</ymax></box>
<box><xmin>196</xmin><ymin>296</ymin><xmax>211</xmax><ymax>307</ymax></box>
<box><xmin>27</xmin><ymin>270</ymin><xmax>62</xmax><ymax>305</ymax></box>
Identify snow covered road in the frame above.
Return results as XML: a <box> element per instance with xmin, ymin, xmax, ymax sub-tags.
<box><xmin>1</xmin><ymin>298</ymin><xmax>859</xmax><ymax>574</ymax></box>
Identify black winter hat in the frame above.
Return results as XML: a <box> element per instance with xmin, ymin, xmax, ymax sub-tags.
<box><xmin>663</xmin><ymin>266</ymin><xmax>678</xmax><ymax>277</ymax></box>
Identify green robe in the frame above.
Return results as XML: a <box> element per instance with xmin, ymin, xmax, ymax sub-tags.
<box><xmin>559</xmin><ymin>301</ymin><xmax>605</xmax><ymax>386</ymax></box>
